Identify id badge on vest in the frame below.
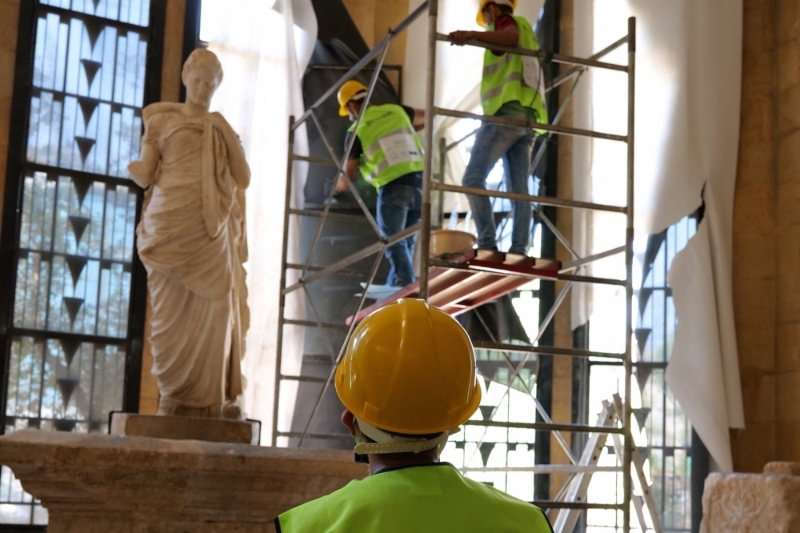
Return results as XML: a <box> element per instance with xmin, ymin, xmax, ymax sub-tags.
<box><xmin>522</xmin><ymin>56</ymin><xmax>543</xmax><ymax>93</ymax></box>
<box><xmin>379</xmin><ymin>131</ymin><xmax>422</xmax><ymax>166</ymax></box>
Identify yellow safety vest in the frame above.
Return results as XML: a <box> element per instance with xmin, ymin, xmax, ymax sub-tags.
<box><xmin>481</xmin><ymin>14</ymin><xmax>548</xmax><ymax>124</ymax></box>
<box><xmin>348</xmin><ymin>104</ymin><xmax>424</xmax><ymax>190</ymax></box>
<box><xmin>275</xmin><ymin>463</ymin><xmax>554</xmax><ymax>533</ymax></box>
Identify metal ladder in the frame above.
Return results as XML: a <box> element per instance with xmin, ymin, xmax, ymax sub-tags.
<box><xmin>552</xmin><ymin>394</ymin><xmax>663</xmax><ymax>533</ymax></box>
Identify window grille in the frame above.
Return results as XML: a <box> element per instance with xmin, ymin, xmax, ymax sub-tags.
<box><xmin>0</xmin><ymin>0</ymin><xmax>162</xmax><ymax>525</ymax></box>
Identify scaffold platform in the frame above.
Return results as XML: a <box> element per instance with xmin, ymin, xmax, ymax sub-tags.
<box><xmin>347</xmin><ymin>250</ymin><xmax>561</xmax><ymax>323</ymax></box>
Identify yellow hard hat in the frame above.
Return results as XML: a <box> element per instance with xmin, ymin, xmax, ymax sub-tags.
<box><xmin>337</xmin><ymin>80</ymin><xmax>368</xmax><ymax>117</ymax></box>
<box><xmin>476</xmin><ymin>0</ymin><xmax>517</xmax><ymax>28</ymax></box>
<box><xmin>336</xmin><ymin>299</ymin><xmax>482</xmax><ymax>435</ymax></box>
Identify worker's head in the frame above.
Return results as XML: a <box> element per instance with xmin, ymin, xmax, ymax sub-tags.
<box><xmin>338</xmin><ymin>80</ymin><xmax>369</xmax><ymax>119</ymax></box>
<box><xmin>182</xmin><ymin>49</ymin><xmax>223</xmax><ymax>108</ymax></box>
<box><xmin>335</xmin><ymin>299</ymin><xmax>482</xmax><ymax>461</ymax></box>
<box><xmin>476</xmin><ymin>0</ymin><xmax>516</xmax><ymax>28</ymax></box>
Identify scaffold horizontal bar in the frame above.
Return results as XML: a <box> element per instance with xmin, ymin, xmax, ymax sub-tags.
<box><xmin>277</xmin><ymin>431</ymin><xmax>354</xmax><ymax>441</ymax></box>
<box><xmin>561</xmin><ymin>245</ymin><xmax>626</xmax><ymax>271</ymax></box>
<box><xmin>435</xmin><ymin>107</ymin><xmax>628</xmax><ymax>143</ymax></box>
<box><xmin>282</xmin><ymin>223</ymin><xmax>421</xmax><ymax>295</ymax></box>
<box><xmin>461</xmin><ymin>465</ymin><xmax>622</xmax><ymax>474</ymax></box>
<box><xmin>558</xmin><ymin>273</ymin><xmax>627</xmax><ymax>287</ymax></box>
<box><xmin>551</xmin><ymin>36</ymin><xmax>628</xmax><ymax>89</ymax></box>
<box><xmin>435</xmin><ymin>33</ymin><xmax>629</xmax><ymax>73</ymax></box>
<box><xmin>472</xmin><ymin>341</ymin><xmax>624</xmax><ymax>360</ymax></box>
<box><xmin>279</xmin><ymin>374</ymin><xmax>328</xmax><ymax>383</ymax></box>
<box><xmin>291</xmin><ymin>154</ymin><xmax>338</xmax><ymax>167</ymax></box>
<box><xmin>288</xmin><ymin>208</ymin><xmax>366</xmax><ymax>222</ymax></box>
<box><xmin>293</xmin><ymin>1</ymin><xmax>429</xmax><ymax>129</ymax></box>
<box><xmin>431</xmin><ymin>182</ymin><xmax>626</xmax><ymax>213</ymax></box>
<box><xmin>533</xmin><ymin>501</ymin><xmax>626</xmax><ymax>510</ymax></box>
<box><xmin>462</xmin><ymin>420</ymin><xmax>624</xmax><ymax>434</ymax></box>
<box><xmin>283</xmin><ymin>319</ymin><xmax>349</xmax><ymax>331</ymax></box>
<box><xmin>285</xmin><ymin>263</ymin><xmax>367</xmax><ymax>278</ymax></box>
<box><xmin>426</xmin><ymin>258</ymin><xmax>555</xmax><ymax>281</ymax></box>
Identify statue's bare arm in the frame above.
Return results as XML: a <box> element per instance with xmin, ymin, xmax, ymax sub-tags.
<box><xmin>143</xmin><ymin>102</ymin><xmax>181</xmax><ymax>122</ymax></box>
<box><xmin>209</xmin><ymin>112</ymin><xmax>251</xmax><ymax>189</ymax></box>
<box><xmin>128</xmin><ymin>105</ymin><xmax>167</xmax><ymax>188</ymax></box>
<box><xmin>128</xmin><ymin>137</ymin><xmax>160</xmax><ymax>189</ymax></box>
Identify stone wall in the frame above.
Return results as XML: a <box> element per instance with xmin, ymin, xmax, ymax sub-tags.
<box><xmin>0</xmin><ymin>0</ymin><xmax>21</xmax><ymax>236</ymax></box>
<box><xmin>550</xmin><ymin>0</ymin><xmax>575</xmax><ymax>499</ymax></box>
<box><xmin>341</xmin><ymin>0</ymin><xmax>409</xmax><ymax>93</ymax></box>
<box><xmin>138</xmin><ymin>0</ymin><xmax>189</xmax><ymax>416</ymax></box>
<box><xmin>732</xmin><ymin>0</ymin><xmax>800</xmax><ymax>471</ymax></box>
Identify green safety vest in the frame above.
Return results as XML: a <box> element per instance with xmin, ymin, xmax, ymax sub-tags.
<box><xmin>275</xmin><ymin>463</ymin><xmax>554</xmax><ymax>533</ymax></box>
<box><xmin>348</xmin><ymin>104</ymin><xmax>424</xmax><ymax>190</ymax></box>
<box><xmin>481</xmin><ymin>14</ymin><xmax>548</xmax><ymax>124</ymax></box>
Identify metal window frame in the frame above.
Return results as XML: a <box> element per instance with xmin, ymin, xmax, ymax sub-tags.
<box><xmin>0</xmin><ymin>1</ymin><xmax>167</xmax><ymax>525</ymax></box>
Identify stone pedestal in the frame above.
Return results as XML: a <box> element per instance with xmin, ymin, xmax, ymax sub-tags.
<box><xmin>701</xmin><ymin>462</ymin><xmax>800</xmax><ymax>533</ymax></box>
<box><xmin>0</xmin><ymin>430</ymin><xmax>367</xmax><ymax>533</ymax></box>
<box><xmin>110</xmin><ymin>413</ymin><xmax>261</xmax><ymax>445</ymax></box>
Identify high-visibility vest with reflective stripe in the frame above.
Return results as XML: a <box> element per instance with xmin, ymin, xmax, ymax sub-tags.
<box><xmin>481</xmin><ymin>14</ymin><xmax>548</xmax><ymax>123</ymax></box>
<box><xmin>348</xmin><ymin>104</ymin><xmax>424</xmax><ymax>190</ymax></box>
<box><xmin>275</xmin><ymin>463</ymin><xmax>554</xmax><ymax>533</ymax></box>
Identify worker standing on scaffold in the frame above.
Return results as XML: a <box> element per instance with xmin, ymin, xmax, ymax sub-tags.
<box><xmin>335</xmin><ymin>81</ymin><xmax>425</xmax><ymax>288</ymax></box>
<box><xmin>274</xmin><ymin>299</ymin><xmax>554</xmax><ymax>533</ymax></box>
<box><xmin>448</xmin><ymin>0</ymin><xmax>548</xmax><ymax>261</ymax></box>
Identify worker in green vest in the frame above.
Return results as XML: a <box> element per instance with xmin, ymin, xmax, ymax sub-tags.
<box><xmin>448</xmin><ymin>0</ymin><xmax>548</xmax><ymax>261</ymax></box>
<box><xmin>334</xmin><ymin>81</ymin><xmax>425</xmax><ymax>287</ymax></box>
<box><xmin>275</xmin><ymin>299</ymin><xmax>554</xmax><ymax>533</ymax></box>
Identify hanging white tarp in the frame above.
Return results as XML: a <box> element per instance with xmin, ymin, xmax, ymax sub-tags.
<box><xmin>573</xmin><ymin>0</ymin><xmax>744</xmax><ymax>472</ymax></box>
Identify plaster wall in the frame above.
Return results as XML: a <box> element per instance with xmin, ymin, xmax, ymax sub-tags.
<box><xmin>732</xmin><ymin>0</ymin><xmax>800</xmax><ymax>471</ymax></box>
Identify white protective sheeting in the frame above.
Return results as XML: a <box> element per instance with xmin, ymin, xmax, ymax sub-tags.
<box><xmin>573</xmin><ymin>0</ymin><xmax>744</xmax><ymax>471</ymax></box>
<box><xmin>200</xmin><ymin>0</ymin><xmax>317</xmax><ymax>444</ymax></box>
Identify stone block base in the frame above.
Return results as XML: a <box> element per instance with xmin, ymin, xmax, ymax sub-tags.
<box><xmin>110</xmin><ymin>412</ymin><xmax>260</xmax><ymax>445</ymax></box>
<box><xmin>701</xmin><ymin>462</ymin><xmax>800</xmax><ymax>532</ymax></box>
<box><xmin>0</xmin><ymin>430</ymin><xmax>367</xmax><ymax>533</ymax></box>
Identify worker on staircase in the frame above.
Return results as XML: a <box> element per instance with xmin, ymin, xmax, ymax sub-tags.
<box><xmin>334</xmin><ymin>81</ymin><xmax>425</xmax><ymax>288</ymax></box>
<box><xmin>448</xmin><ymin>0</ymin><xmax>548</xmax><ymax>261</ymax></box>
<box><xmin>275</xmin><ymin>299</ymin><xmax>554</xmax><ymax>533</ymax></box>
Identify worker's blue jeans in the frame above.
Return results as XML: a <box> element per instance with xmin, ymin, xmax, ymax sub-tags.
<box><xmin>377</xmin><ymin>175</ymin><xmax>422</xmax><ymax>287</ymax></box>
<box><xmin>462</xmin><ymin>103</ymin><xmax>537</xmax><ymax>254</ymax></box>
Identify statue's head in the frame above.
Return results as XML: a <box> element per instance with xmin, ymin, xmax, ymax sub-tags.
<box><xmin>182</xmin><ymin>49</ymin><xmax>223</xmax><ymax>108</ymax></box>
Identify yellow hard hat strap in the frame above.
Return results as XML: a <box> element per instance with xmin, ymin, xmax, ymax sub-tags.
<box><xmin>353</xmin><ymin>417</ymin><xmax>450</xmax><ymax>455</ymax></box>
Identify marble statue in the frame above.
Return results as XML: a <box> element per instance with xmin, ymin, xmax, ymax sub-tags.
<box><xmin>128</xmin><ymin>49</ymin><xmax>251</xmax><ymax>419</ymax></box>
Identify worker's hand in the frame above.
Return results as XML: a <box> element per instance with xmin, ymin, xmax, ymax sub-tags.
<box><xmin>447</xmin><ymin>30</ymin><xmax>475</xmax><ymax>46</ymax></box>
<box><xmin>334</xmin><ymin>175</ymin><xmax>350</xmax><ymax>195</ymax></box>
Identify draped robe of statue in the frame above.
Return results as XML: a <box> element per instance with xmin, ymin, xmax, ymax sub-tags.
<box><xmin>136</xmin><ymin>109</ymin><xmax>249</xmax><ymax>418</ymax></box>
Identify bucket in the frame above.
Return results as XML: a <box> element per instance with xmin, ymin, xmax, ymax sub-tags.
<box><xmin>429</xmin><ymin>230</ymin><xmax>477</xmax><ymax>258</ymax></box>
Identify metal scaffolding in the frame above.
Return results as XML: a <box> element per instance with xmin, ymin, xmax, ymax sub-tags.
<box><xmin>273</xmin><ymin>1</ymin><xmax>639</xmax><ymax>530</ymax></box>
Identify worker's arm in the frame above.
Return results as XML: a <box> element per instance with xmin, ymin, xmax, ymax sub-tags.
<box><xmin>447</xmin><ymin>24</ymin><xmax>520</xmax><ymax>50</ymax></box>
<box><xmin>335</xmin><ymin>159</ymin><xmax>359</xmax><ymax>194</ymax></box>
<box><xmin>412</xmin><ymin>108</ymin><xmax>425</xmax><ymax>131</ymax></box>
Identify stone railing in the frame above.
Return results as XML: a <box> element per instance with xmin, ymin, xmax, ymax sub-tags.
<box><xmin>0</xmin><ymin>430</ymin><xmax>367</xmax><ymax>533</ymax></box>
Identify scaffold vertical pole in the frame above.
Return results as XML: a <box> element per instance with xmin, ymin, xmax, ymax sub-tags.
<box><xmin>273</xmin><ymin>115</ymin><xmax>296</xmax><ymax>446</ymax></box>
<box><xmin>419</xmin><ymin>0</ymin><xmax>440</xmax><ymax>300</ymax></box>
<box><xmin>623</xmin><ymin>17</ymin><xmax>637</xmax><ymax>533</ymax></box>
